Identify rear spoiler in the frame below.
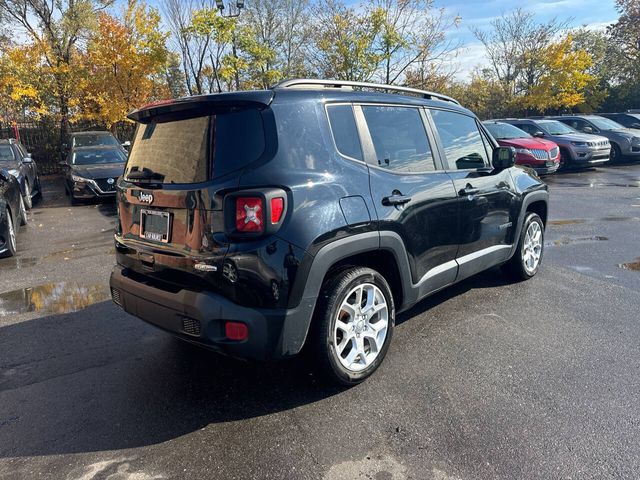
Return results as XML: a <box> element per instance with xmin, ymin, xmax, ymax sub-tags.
<box><xmin>128</xmin><ymin>91</ymin><xmax>275</xmax><ymax>123</ymax></box>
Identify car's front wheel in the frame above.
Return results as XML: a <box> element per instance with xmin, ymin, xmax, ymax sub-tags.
<box><xmin>610</xmin><ymin>143</ymin><xmax>622</xmax><ymax>163</ymax></box>
<box><xmin>23</xmin><ymin>181</ymin><xmax>32</xmax><ymax>210</ymax></box>
<box><xmin>503</xmin><ymin>212</ymin><xmax>544</xmax><ymax>280</ymax></box>
<box><xmin>18</xmin><ymin>195</ymin><xmax>27</xmax><ymax>226</ymax></box>
<box><xmin>1</xmin><ymin>209</ymin><xmax>17</xmax><ymax>258</ymax></box>
<box><xmin>313</xmin><ymin>267</ymin><xmax>395</xmax><ymax>385</ymax></box>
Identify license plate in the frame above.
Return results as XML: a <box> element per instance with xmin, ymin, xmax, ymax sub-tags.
<box><xmin>140</xmin><ymin>209</ymin><xmax>171</xmax><ymax>243</ymax></box>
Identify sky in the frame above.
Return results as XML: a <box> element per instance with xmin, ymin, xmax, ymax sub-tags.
<box><xmin>432</xmin><ymin>0</ymin><xmax>619</xmax><ymax>79</ymax></box>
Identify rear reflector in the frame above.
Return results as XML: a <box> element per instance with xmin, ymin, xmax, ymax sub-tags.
<box><xmin>235</xmin><ymin>197</ymin><xmax>264</xmax><ymax>232</ymax></box>
<box><xmin>271</xmin><ymin>197</ymin><xmax>284</xmax><ymax>224</ymax></box>
<box><xmin>225</xmin><ymin>321</ymin><xmax>248</xmax><ymax>341</ymax></box>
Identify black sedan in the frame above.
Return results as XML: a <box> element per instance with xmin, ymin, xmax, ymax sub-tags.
<box><xmin>62</xmin><ymin>147</ymin><xmax>127</xmax><ymax>205</ymax></box>
<box><xmin>0</xmin><ymin>139</ymin><xmax>41</xmax><ymax>209</ymax></box>
<box><xmin>0</xmin><ymin>168</ymin><xmax>27</xmax><ymax>258</ymax></box>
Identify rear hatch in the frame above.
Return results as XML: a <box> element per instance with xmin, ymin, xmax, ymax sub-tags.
<box><xmin>115</xmin><ymin>92</ymin><xmax>273</xmax><ymax>286</ymax></box>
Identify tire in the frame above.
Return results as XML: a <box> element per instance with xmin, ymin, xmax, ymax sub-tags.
<box><xmin>18</xmin><ymin>195</ymin><xmax>27</xmax><ymax>226</ymax></box>
<box><xmin>312</xmin><ymin>267</ymin><xmax>395</xmax><ymax>385</ymax></box>
<box><xmin>1</xmin><ymin>208</ymin><xmax>17</xmax><ymax>258</ymax></box>
<box><xmin>502</xmin><ymin>212</ymin><xmax>544</xmax><ymax>281</ymax></box>
<box><xmin>559</xmin><ymin>148</ymin><xmax>570</xmax><ymax>169</ymax></box>
<box><xmin>23</xmin><ymin>181</ymin><xmax>32</xmax><ymax>210</ymax></box>
<box><xmin>35</xmin><ymin>176</ymin><xmax>43</xmax><ymax>201</ymax></box>
<box><xmin>610</xmin><ymin>143</ymin><xmax>622</xmax><ymax>164</ymax></box>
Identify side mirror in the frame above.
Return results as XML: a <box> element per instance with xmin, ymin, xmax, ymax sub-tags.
<box><xmin>122</xmin><ymin>141</ymin><xmax>131</xmax><ymax>148</ymax></box>
<box><xmin>22</xmin><ymin>154</ymin><xmax>33</xmax><ymax>163</ymax></box>
<box><xmin>582</xmin><ymin>126</ymin><xmax>594</xmax><ymax>134</ymax></box>
<box><xmin>492</xmin><ymin>146</ymin><xmax>516</xmax><ymax>170</ymax></box>
<box><xmin>0</xmin><ymin>169</ymin><xmax>10</xmax><ymax>181</ymax></box>
<box><xmin>58</xmin><ymin>161</ymin><xmax>68</xmax><ymax>166</ymax></box>
<box><xmin>532</xmin><ymin>131</ymin><xmax>545</xmax><ymax>138</ymax></box>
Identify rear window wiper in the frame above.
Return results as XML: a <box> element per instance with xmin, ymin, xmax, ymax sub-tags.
<box><xmin>125</xmin><ymin>167</ymin><xmax>165</xmax><ymax>183</ymax></box>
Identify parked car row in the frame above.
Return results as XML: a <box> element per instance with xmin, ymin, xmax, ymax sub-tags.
<box><xmin>0</xmin><ymin>130</ymin><xmax>129</xmax><ymax>257</ymax></box>
<box><xmin>484</xmin><ymin>113</ymin><xmax>640</xmax><ymax>173</ymax></box>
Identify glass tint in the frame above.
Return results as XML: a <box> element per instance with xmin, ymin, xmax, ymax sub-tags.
<box><xmin>126</xmin><ymin>110</ymin><xmax>265</xmax><ymax>184</ymax></box>
<box><xmin>327</xmin><ymin>104</ymin><xmax>363</xmax><ymax>161</ymax></box>
<box><xmin>72</xmin><ymin>149</ymin><xmax>127</xmax><ymax>165</ymax></box>
<box><xmin>536</xmin><ymin>120</ymin><xmax>576</xmax><ymax>135</ymax></box>
<box><xmin>431</xmin><ymin>110</ymin><xmax>489</xmax><ymax>170</ymax></box>
<box><xmin>72</xmin><ymin>133</ymin><xmax>120</xmax><ymax>148</ymax></box>
<box><xmin>0</xmin><ymin>145</ymin><xmax>15</xmax><ymax>164</ymax></box>
<box><xmin>362</xmin><ymin>106</ymin><xmax>435</xmax><ymax>173</ymax></box>
<box><xmin>484</xmin><ymin>122</ymin><xmax>531</xmax><ymax>140</ymax></box>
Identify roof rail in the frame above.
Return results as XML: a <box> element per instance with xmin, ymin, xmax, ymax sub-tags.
<box><xmin>272</xmin><ymin>78</ymin><xmax>460</xmax><ymax>105</ymax></box>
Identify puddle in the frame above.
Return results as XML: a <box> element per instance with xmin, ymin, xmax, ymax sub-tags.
<box><xmin>0</xmin><ymin>282</ymin><xmax>111</xmax><ymax>316</ymax></box>
<box><xmin>548</xmin><ymin>181</ymin><xmax>640</xmax><ymax>188</ymax></box>
<box><xmin>549</xmin><ymin>217</ymin><xmax>640</xmax><ymax>225</ymax></box>
<box><xmin>618</xmin><ymin>258</ymin><xmax>640</xmax><ymax>271</ymax></box>
<box><xmin>547</xmin><ymin>235</ymin><xmax>608</xmax><ymax>246</ymax></box>
<box><xmin>549</xmin><ymin>219</ymin><xmax>586</xmax><ymax>225</ymax></box>
<box><xmin>0</xmin><ymin>257</ymin><xmax>39</xmax><ymax>270</ymax></box>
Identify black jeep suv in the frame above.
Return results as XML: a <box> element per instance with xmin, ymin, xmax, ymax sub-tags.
<box><xmin>110</xmin><ymin>79</ymin><xmax>548</xmax><ymax>384</ymax></box>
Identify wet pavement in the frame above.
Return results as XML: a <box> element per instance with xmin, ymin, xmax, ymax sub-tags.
<box><xmin>1</xmin><ymin>168</ymin><xmax>640</xmax><ymax>479</ymax></box>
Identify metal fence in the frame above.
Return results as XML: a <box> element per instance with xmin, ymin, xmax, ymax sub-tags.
<box><xmin>0</xmin><ymin>119</ymin><xmax>136</xmax><ymax>175</ymax></box>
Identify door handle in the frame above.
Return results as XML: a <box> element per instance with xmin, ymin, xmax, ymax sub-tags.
<box><xmin>382</xmin><ymin>194</ymin><xmax>412</xmax><ymax>206</ymax></box>
<box><xmin>459</xmin><ymin>186</ymin><xmax>480</xmax><ymax>196</ymax></box>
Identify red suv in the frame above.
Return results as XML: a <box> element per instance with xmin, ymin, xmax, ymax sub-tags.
<box><xmin>483</xmin><ymin>121</ymin><xmax>560</xmax><ymax>175</ymax></box>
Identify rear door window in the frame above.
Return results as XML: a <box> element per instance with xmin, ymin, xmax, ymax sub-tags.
<box><xmin>125</xmin><ymin>109</ymin><xmax>265</xmax><ymax>184</ymax></box>
<box><xmin>430</xmin><ymin>109</ymin><xmax>490</xmax><ymax>170</ymax></box>
<box><xmin>361</xmin><ymin>105</ymin><xmax>435</xmax><ymax>173</ymax></box>
<box><xmin>326</xmin><ymin>104</ymin><xmax>363</xmax><ymax>161</ymax></box>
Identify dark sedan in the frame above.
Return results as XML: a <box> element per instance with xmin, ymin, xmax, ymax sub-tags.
<box><xmin>0</xmin><ymin>168</ymin><xmax>27</xmax><ymax>258</ymax></box>
<box><xmin>62</xmin><ymin>147</ymin><xmax>127</xmax><ymax>205</ymax></box>
<box><xmin>0</xmin><ymin>139</ymin><xmax>41</xmax><ymax>209</ymax></box>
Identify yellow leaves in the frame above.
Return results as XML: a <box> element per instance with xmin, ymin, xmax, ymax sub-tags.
<box><xmin>82</xmin><ymin>1</ymin><xmax>170</xmax><ymax>127</ymax></box>
<box><xmin>519</xmin><ymin>35</ymin><xmax>595</xmax><ymax>112</ymax></box>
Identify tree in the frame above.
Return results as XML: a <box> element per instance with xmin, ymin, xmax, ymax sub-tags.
<box><xmin>82</xmin><ymin>0</ymin><xmax>170</xmax><ymax>129</ymax></box>
<box><xmin>308</xmin><ymin>0</ymin><xmax>385</xmax><ymax>81</ymax></box>
<box><xmin>516</xmin><ymin>36</ymin><xmax>594</xmax><ymax>114</ymax></box>
<box><xmin>371</xmin><ymin>0</ymin><xmax>460</xmax><ymax>85</ymax></box>
<box><xmin>0</xmin><ymin>0</ymin><xmax>114</xmax><ymax>144</ymax></box>
<box><xmin>471</xmin><ymin>9</ymin><xmax>569</xmax><ymax>99</ymax></box>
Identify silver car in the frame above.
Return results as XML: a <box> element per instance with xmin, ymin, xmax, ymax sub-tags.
<box><xmin>499</xmin><ymin>119</ymin><xmax>610</xmax><ymax>168</ymax></box>
<box><xmin>551</xmin><ymin>115</ymin><xmax>640</xmax><ymax>163</ymax></box>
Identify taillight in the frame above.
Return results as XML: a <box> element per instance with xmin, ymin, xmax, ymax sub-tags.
<box><xmin>271</xmin><ymin>197</ymin><xmax>284</xmax><ymax>224</ymax></box>
<box><xmin>236</xmin><ymin>197</ymin><xmax>264</xmax><ymax>233</ymax></box>
<box><xmin>225</xmin><ymin>189</ymin><xmax>287</xmax><ymax>237</ymax></box>
<box><xmin>225</xmin><ymin>321</ymin><xmax>248</xmax><ymax>341</ymax></box>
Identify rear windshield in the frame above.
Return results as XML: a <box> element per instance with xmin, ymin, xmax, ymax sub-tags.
<box><xmin>72</xmin><ymin>133</ymin><xmax>120</xmax><ymax>148</ymax></box>
<box><xmin>125</xmin><ymin>109</ymin><xmax>265</xmax><ymax>184</ymax></box>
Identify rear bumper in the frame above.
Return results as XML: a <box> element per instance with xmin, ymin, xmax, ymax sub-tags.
<box><xmin>109</xmin><ymin>265</ymin><xmax>315</xmax><ymax>360</ymax></box>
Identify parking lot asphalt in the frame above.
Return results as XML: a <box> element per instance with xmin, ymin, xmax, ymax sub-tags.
<box><xmin>1</xmin><ymin>167</ymin><xmax>639</xmax><ymax>480</ymax></box>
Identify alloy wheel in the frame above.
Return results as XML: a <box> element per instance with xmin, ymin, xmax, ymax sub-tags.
<box><xmin>7</xmin><ymin>211</ymin><xmax>16</xmax><ymax>252</ymax></box>
<box><xmin>333</xmin><ymin>283</ymin><xmax>389</xmax><ymax>372</ymax></box>
<box><xmin>523</xmin><ymin>221</ymin><xmax>543</xmax><ymax>274</ymax></box>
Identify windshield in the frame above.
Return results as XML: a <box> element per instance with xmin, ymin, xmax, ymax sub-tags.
<box><xmin>484</xmin><ymin>123</ymin><xmax>531</xmax><ymax>140</ymax></box>
<box><xmin>72</xmin><ymin>149</ymin><xmax>126</xmax><ymax>165</ymax></box>
<box><xmin>537</xmin><ymin>120</ymin><xmax>576</xmax><ymax>135</ymax></box>
<box><xmin>589</xmin><ymin>117</ymin><xmax>625</xmax><ymax>131</ymax></box>
<box><xmin>0</xmin><ymin>145</ymin><xmax>16</xmax><ymax>166</ymax></box>
<box><xmin>125</xmin><ymin>109</ymin><xmax>265</xmax><ymax>184</ymax></box>
<box><xmin>72</xmin><ymin>133</ymin><xmax>120</xmax><ymax>148</ymax></box>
